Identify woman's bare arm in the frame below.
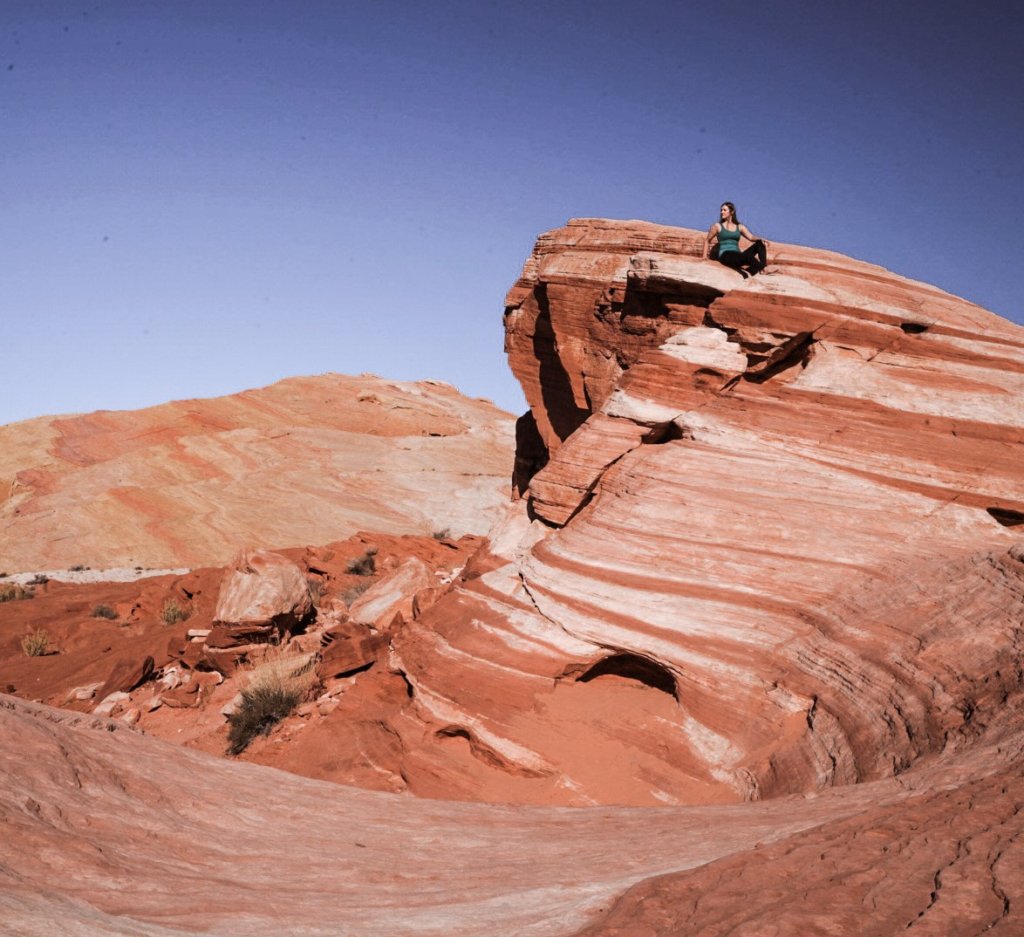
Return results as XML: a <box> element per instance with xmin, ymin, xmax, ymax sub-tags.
<box><xmin>705</xmin><ymin>223</ymin><xmax>720</xmax><ymax>259</ymax></box>
<box><xmin>739</xmin><ymin>224</ymin><xmax>767</xmax><ymax>247</ymax></box>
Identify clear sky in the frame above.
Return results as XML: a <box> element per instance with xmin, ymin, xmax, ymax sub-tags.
<box><xmin>2</xmin><ymin>1</ymin><xmax>1021</xmax><ymax>426</ymax></box>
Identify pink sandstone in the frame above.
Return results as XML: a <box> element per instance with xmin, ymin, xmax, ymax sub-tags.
<box><xmin>3</xmin><ymin>218</ymin><xmax>1024</xmax><ymax>934</ymax></box>
<box><xmin>2</xmin><ymin>692</ymin><xmax>1022</xmax><ymax>935</ymax></box>
<box><xmin>0</xmin><ymin>373</ymin><xmax>514</xmax><ymax>572</ymax></box>
<box><xmin>378</xmin><ymin>218</ymin><xmax>1024</xmax><ymax>806</ymax></box>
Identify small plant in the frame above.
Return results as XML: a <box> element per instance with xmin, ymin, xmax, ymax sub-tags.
<box><xmin>226</xmin><ymin>650</ymin><xmax>317</xmax><ymax>755</ymax></box>
<box><xmin>91</xmin><ymin>604</ymin><xmax>118</xmax><ymax>619</ymax></box>
<box><xmin>342</xmin><ymin>581</ymin><xmax>372</xmax><ymax>605</ymax></box>
<box><xmin>69</xmin><ymin>564</ymin><xmax>90</xmax><ymax>572</ymax></box>
<box><xmin>27</xmin><ymin>573</ymin><xmax>49</xmax><ymax>586</ymax></box>
<box><xmin>0</xmin><ymin>583</ymin><xmax>34</xmax><ymax>603</ymax></box>
<box><xmin>346</xmin><ymin>548</ymin><xmax>378</xmax><ymax>576</ymax></box>
<box><xmin>21</xmin><ymin>629</ymin><xmax>51</xmax><ymax>657</ymax></box>
<box><xmin>432</xmin><ymin>528</ymin><xmax>452</xmax><ymax>540</ymax></box>
<box><xmin>161</xmin><ymin>599</ymin><xmax>190</xmax><ymax>625</ymax></box>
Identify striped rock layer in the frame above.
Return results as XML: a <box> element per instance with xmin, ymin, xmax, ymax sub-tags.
<box><xmin>0</xmin><ymin>373</ymin><xmax>514</xmax><ymax>572</ymax></box>
<box><xmin>389</xmin><ymin>218</ymin><xmax>1024</xmax><ymax>807</ymax></box>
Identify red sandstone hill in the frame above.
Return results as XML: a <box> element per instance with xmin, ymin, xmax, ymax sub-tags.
<box><xmin>0</xmin><ymin>372</ymin><xmax>515</xmax><ymax>573</ymax></box>
<box><xmin>2</xmin><ymin>218</ymin><xmax>1024</xmax><ymax>934</ymax></box>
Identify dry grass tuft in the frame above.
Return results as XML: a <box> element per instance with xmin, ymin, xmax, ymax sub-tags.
<box><xmin>0</xmin><ymin>584</ymin><xmax>34</xmax><ymax>603</ymax></box>
<box><xmin>91</xmin><ymin>604</ymin><xmax>118</xmax><ymax>619</ymax></box>
<box><xmin>21</xmin><ymin>629</ymin><xmax>51</xmax><ymax>657</ymax></box>
<box><xmin>226</xmin><ymin>649</ymin><xmax>318</xmax><ymax>755</ymax></box>
<box><xmin>342</xmin><ymin>580</ymin><xmax>373</xmax><ymax>605</ymax></box>
<box><xmin>160</xmin><ymin>599</ymin><xmax>190</xmax><ymax>625</ymax></box>
<box><xmin>346</xmin><ymin>548</ymin><xmax>378</xmax><ymax>576</ymax></box>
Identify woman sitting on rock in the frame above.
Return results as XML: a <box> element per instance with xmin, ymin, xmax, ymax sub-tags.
<box><xmin>706</xmin><ymin>202</ymin><xmax>768</xmax><ymax>277</ymax></box>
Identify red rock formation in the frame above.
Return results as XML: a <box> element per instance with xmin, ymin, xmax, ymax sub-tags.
<box><xmin>3</xmin><ymin>218</ymin><xmax>1024</xmax><ymax>933</ymax></box>
<box><xmin>384</xmin><ymin>218</ymin><xmax>1024</xmax><ymax>806</ymax></box>
<box><xmin>0</xmin><ymin>373</ymin><xmax>514</xmax><ymax>572</ymax></box>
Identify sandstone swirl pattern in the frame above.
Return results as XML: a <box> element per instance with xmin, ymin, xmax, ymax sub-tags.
<box><xmin>0</xmin><ymin>374</ymin><xmax>514</xmax><ymax>572</ymax></box>
<box><xmin>392</xmin><ymin>219</ymin><xmax>1024</xmax><ymax>806</ymax></box>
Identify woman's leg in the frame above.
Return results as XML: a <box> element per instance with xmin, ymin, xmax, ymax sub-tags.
<box><xmin>737</xmin><ymin>240</ymin><xmax>767</xmax><ymax>275</ymax></box>
<box><xmin>717</xmin><ymin>251</ymin><xmax>747</xmax><ymax>276</ymax></box>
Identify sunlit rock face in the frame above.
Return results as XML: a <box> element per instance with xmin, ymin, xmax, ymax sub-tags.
<box><xmin>0</xmin><ymin>374</ymin><xmax>515</xmax><ymax>572</ymax></box>
<box><xmin>391</xmin><ymin>218</ymin><xmax>1024</xmax><ymax>806</ymax></box>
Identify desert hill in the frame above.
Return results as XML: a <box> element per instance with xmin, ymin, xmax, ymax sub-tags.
<box><xmin>2</xmin><ymin>218</ymin><xmax>1024</xmax><ymax>934</ymax></box>
<box><xmin>0</xmin><ymin>372</ymin><xmax>515</xmax><ymax>573</ymax></box>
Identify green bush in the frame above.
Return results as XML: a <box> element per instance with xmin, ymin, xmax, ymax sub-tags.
<box><xmin>91</xmin><ymin>604</ymin><xmax>118</xmax><ymax>619</ymax></box>
<box><xmin>226</xmin><ymin>684</ymin><xmax>302</xmax><ymax>755</ymax></box>
<box><xmin>432</xmin><ymin>528</ymin><xmax>451</xmax><ymax>540</ymax></box>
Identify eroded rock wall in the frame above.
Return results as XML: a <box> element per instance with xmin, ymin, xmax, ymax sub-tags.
<box><xmin>388</xmin><ymin>218</ymin><xmax>1024</xmax><ymax>806</ymax></box>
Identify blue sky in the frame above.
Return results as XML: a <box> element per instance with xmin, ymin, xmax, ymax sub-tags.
<box><xmin>2</xmin><ymin>1</ymin><xmax>1021</xmax><ymax>425</ymax></box>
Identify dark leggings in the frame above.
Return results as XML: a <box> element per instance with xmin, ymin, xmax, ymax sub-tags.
<box><xmin>717</xmin><ymin>240</ymin><xmax>767</xmax><ymax>276</ymax></box>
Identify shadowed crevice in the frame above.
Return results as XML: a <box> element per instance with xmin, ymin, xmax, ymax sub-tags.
<box><xmin>577</xmin><ymin>653</ymin><xmax>679</xmax><ymax>701</ymax></box>
<box><xmin>534</xmin><ymin>284</ymin><xmax>590</xmax><ymax>443</ymax></box>
<box><xmin>988</xmin><ymin>507</ymin><xmax>1024</xmax><ymax>528</ymax></box>
<box><xmin>513</xmin><ymin>409</ymin><xmax>548</xmax><ymax>496</ymax></box>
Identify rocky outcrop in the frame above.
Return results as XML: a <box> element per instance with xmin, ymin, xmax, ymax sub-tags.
<box><xmin>0</xmin><ymin>373</ymin><xmax>514</xmax><ymax>572</ymax></box>
<box><xmin>382</xmin><ymin>218</ymin><xmax>1024</xmax><ymax>805</ymax></box>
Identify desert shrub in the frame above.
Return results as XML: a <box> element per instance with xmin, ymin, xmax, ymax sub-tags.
<box><xmin>91</xmin><ymin>604</ymin><xmax>118</xmax><ymax>619</ymax></box>
<box><xmin>226</xmin><ymin>650</ymin><xmax>317</xmax><ymax>755</ymax></box>
<box><xmin>346</xmin><ymin>548</ymin><xmax>378</xmax><ymax>576</ymax></box>
<box><xmin>21</xmin><ymin>629</ymin><xmax>51</xmax><ymax>657</ymax></box>
<box><xmin>27</xmin><ymin>574</ymin><xmax>49</xmax><ymax>586</ymax></box>
<box><xmin>160</xmin><ymin>599</ymin><xmax>190</xmax><ymax>625</ymax></box>
<box><xmin>342</xmin><ymin>580</ymin><xmax>373</xmax><ymax>605</ymax></box>
<box><xmin>0</xmin><ymin>584</ymin><xmax>33</xmax><ymax>603</ymax></box>
<box><xmin>432</xmin><ymin>528</ymin><xmax>451</xmax><ymax>540</ymax></box>
<box><xmin>69</xmin><ymin>564</ymin><xmax>89</xmax><ymax>572</ymax></box>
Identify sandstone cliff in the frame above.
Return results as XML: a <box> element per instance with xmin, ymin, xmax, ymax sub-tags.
<box><xmin>0</xmin><ymin>373</ymin><xmax>514</xmax><ymax>572</ymax></box>
<box><xmin>386</xmin><ymin>218</ymin><xmax>1024</xmax><ymax>805</ymax></box>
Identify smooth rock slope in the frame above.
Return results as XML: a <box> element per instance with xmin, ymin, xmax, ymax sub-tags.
<box><xmin>0</xmin><ymin>373</ymin><xmax>514</xmax><ymax>572</ymax></box>
<box><xmin>3</xmin><ymin>693</ymin><xmax>1022</xmax><ymax>936</ymax></box>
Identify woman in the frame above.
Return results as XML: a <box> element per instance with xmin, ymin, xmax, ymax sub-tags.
<box><xmin>706</xmin><ymin>202</ymin><xmax>768</xmax><ymax>277</ymax></box>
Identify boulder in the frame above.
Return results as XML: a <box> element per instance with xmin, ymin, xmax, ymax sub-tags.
<box><xmin>317</xmin><ymin>621</ymin><xmax>388</xmax><ymax>681</ymax></box>
<box><xmin>348</xmin><ymin>557</ymin><xmax>434</xmax><ymax>629</ymax></box>
<box><xmin>94</xmin><ymin>656</ymin><xmax>155</xmax><ymax>703</ymax></box>
<box><xmin>212</xmin><ymin>550</ymin><xmax>313</xmax><ymax>644</ymax></box>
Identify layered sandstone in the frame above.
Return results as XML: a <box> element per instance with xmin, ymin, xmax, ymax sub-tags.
<box><xmin>5</xmin><ymin>217</ymin><xmax>1024</xmax><ymax>936</ymax></box>
<box><xmin>381</xmin><ymin>218</ymin><xmax>1024</xmax><ymax>806</ymax></box>
<box><xmin>3</xmin><ymin>692</ymin><xmax>1022</xmax><ymax>936</ymax></box>
<box><xmin>0</xmin><ymin>373</ymin><xmax>514</xmax><ymax>572</ymax></box>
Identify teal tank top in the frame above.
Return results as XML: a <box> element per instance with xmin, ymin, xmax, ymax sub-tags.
<box><xmin>718</xmin><ymin>224</ymin><xmax>741</xmax><ymax>254</ymax></box>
